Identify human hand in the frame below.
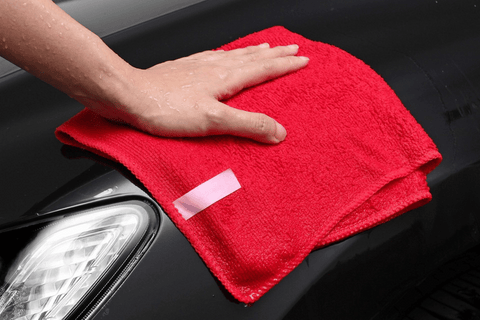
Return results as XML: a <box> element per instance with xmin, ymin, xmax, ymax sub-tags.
<box><xmin>1</xmin><ymin>0</ymin><xmax>307</xmax><ymax>143</ymax></box>
<box><xmin>88</xmin><ymin>43</ymin><xmax>309</xmax><ymax>143</ymax></box>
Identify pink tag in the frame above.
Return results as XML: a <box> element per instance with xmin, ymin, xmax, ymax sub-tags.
<box><xmin>173</xmin><ymin>169</ymin><xmax>241</xmax><ymax>220</ymax></box>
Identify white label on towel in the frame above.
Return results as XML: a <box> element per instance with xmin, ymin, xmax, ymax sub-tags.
<box><xmin>173</xmin><ymin>169</ymin><xmax>241</xmax><ymax>220</ymax></box>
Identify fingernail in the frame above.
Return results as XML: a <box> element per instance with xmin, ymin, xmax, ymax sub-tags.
<box><xmin>275</xmin><ymin>122</ymin><xmax>287</xmax><ymax>142</ymax></box>
<box><xmin>259</xmin><ymin>43</ymin><xmax>270</xmax><ymax>48</ymax></box>
<box><xmin>287</xmin><ymin>44</ymin><xmax>299</xmax><ymax>50</ymax></box>
<box><xmin>299</xmin><ymin>56</ymin><xmax>309</xmax><ymax>61</ymax></box>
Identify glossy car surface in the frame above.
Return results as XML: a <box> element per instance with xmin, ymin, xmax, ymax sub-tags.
<box><xmin>1</xmin><ymin>0</ymin><xmax>480</xmax><ymax>319</ymax></box>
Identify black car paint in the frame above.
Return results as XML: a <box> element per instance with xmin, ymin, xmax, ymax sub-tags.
<box><xmin>1</xmin><ymin>0</ymin><xmax>480</xmax><ymax>319</ymax></box>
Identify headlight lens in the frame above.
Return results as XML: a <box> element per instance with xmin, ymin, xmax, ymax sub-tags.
<box><xmin>0</xmin><ymin>201</ymin><xmax>156</xmax><ymax>320</ymax></box>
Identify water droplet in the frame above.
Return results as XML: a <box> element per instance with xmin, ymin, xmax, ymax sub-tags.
<box><xmin>59</xmin><ymin>32</ymin><xmax>63</xmax><ymax>38</ymax></box>
<box><xmin>21</xmin><ymin>34</ymin><xmax>26</xmax><ymax>40</ymax></box>
<box><xmin>45</xmin><ymin>45</ymin><xmax>50</xmax><ymax>50</ymax></box>
<box><xmin>181</xmin><ymin>84</ymin><xmax>192</xmax><ymax>89</ymax></box>
<box><xmin>22</xmin><ymin>2</ymin><xmax>27</xmax><ymax>6</ymax></box>
<box><xmin>47</xmin><ymin>22</ymin><xmax>51</xmax><ymax>28</ymax></box>
<box><xmin>39</xmin><ymin>14</ymin><xmax>43</xmax><ymax>20</ymax></box>
<box><xmin>4</xmin><ymin>44</ymin><xmax>8</xmax><ymax>49</ymax></box>
<box><xmin>1</xmin><ymin>37</ymin><xmax>5</xmax><ymax>42</ymax></box>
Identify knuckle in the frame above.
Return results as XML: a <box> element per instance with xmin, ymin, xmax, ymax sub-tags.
<box><xmin>204</xmin><ymin>107</ymin><xmax>227</xmax><ymax>132</ymax></box>
<box><xmin>285</xmin><ymin>56</ymin><xmax>297</xmax><ymax>65</ymax></box>
<box><xmin>213</xmin><ymin>66</ymin><xmax>230</xmax><ymax>80</ymax></box>
<box><xmin>251</xmin><ymin>114</ymin><xmax>275</xmax><ymax>136</ymax></box>
<box><xmin>273</xmin><ymin>45</ymin><xmax>289</xmax><ymax>55</ymax></box>
<box><xmin>247</xmin><ymin>51</ymin><xmax>261</xmax><ymax>62</ymax></box>
<box><xmin>261</xmin><ymin>60</ymin><xmax>276</xmax><ymax>71</ymax></box>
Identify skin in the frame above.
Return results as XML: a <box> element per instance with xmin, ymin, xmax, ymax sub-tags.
<box><xmin>0</xmin><ymin>0</ymin><xmax>309</xmax><ymax>143</ymax></box>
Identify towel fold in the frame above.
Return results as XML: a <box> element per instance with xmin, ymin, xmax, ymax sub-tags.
<box><xmin>55</xmin><ymin>26</ymin><xmax>442</xmax><ymax>303</ymax></box>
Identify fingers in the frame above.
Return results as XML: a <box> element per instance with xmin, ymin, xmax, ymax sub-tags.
<box><xmin>217</xmin><ymin>54</ymin><xmax>309</xmax><ymax>99</ymax></box>
<box><xmin>219</xmin><ymin>44</ymin><xmax>309</xmax><ymax>98</ymax></box>
<box><xmin>203</xmin><ymin>100</ymin><xmax>287</xmax><ymax>144</ymax></box>
<box><xmin>186</xmin><ymin>43</ymin><xmax>303</xmax><ymax>64</ymax></box>
<box><xmin>223</xmin><ymin>43</ymin><xmax>300</xmax><ymax>62</ymax></box>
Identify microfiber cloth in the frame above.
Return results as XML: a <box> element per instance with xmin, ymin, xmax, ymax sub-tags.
<box><xmin>55</xmin><ymin>26</ymin><xmax>442</xmax><ymax>303</ymax></box>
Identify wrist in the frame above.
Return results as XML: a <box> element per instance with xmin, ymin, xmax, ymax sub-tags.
<box><xmin>72</xmin><ymin>42</ymin><xmax>139</xmax><ymax>123</ymax></box>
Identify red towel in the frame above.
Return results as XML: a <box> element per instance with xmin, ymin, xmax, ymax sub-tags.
<box><xmin>56</xmin><ymin>26</ymin><xmax>442</xmax><ymax>303</ymax></box>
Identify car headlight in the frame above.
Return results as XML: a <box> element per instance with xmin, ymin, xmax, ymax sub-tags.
<box><xmin>0</xmin><ymin>201</ymin><xmax>157</xmax><ymax>320</ymax></box>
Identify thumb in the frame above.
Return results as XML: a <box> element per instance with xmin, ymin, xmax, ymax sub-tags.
<box><xmin>207</xmin><ymin>101</ymin><xmax>287</xmax><ymax>144</ymax></box>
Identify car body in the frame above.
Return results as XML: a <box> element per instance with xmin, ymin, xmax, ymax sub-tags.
<box><xmin>1</xmin><ymin>0</ymin><xmax>480</xmax><ymax>319</ymax></box>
